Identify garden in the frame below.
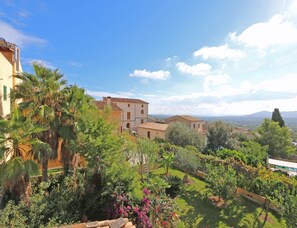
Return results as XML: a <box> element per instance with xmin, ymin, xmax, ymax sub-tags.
<box><xmin>1</xmin><ymin>64</ymin><xmax>297</xmax><ymax>227</ymax></box>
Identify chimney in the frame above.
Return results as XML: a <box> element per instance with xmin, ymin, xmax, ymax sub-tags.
<box><xmin>16</xmin><ymin>48</ymin><xmax>20</xmax><ymax>71</ymax></box>
<box><xmin>106</xmin><ymin>96</ymin><xmax>111</xmax><ymax>106</ymax></box>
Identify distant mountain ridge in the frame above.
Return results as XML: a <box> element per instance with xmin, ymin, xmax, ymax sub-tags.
<box><xmin>150</xmin><ymin>111</ymin><xmax>297</xmax><ymax>131</ymax></box>
<box><xmin>246</xmin><ymin>111</ymin><xmax>297</xmax><ymax>118</ymax></box>
<box><xmin>151</xmin><ymin>111</ymin><xmax>297</xmax><ymax>119</ymax></box>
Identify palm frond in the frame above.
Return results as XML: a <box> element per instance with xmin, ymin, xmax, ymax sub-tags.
<box><xmin>23</xmin><ymin>159</ymin><xmax>39</xmax><ymax>176</ymax></box>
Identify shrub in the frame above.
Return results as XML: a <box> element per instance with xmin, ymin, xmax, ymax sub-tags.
<box><xmin>0</xmin><ymin>201</ymin><xmax>27</xmax><ymax>227</ymax></box>
<box><xmin>173</xmin><ymin>147</ymin><xmax>199</xmax><ymax>175</ymax></box>
<box><xmin>216</xmin><ymin>148</ymin><xmax>247</xmax><ymax>164</ymax></box>
<box><xmin>166</xmin><ymin>122</ymin><xmax>202</xmax><ymax>149</ymax></box>
<box><xmin>164</xmin><ymin>175</ymin><xmax>183</xmax><ymax>198</ymax></box>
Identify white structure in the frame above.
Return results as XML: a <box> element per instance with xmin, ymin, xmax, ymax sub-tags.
<box><xmin>0</xmin><ymin>38</ymin><xmax>22</xmax><ymax>117</ymax></box>
<box><xmin>103</xmin><ymin>97</ymin><xmax>148</xmax><ymax>131</ymax></box>
<box><xmin>268</xmin><ymin>158</ymin><xmax>297</xmax><ymax>177</ymax></box>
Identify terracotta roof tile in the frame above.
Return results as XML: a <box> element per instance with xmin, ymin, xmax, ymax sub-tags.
<box><xmin>165</xmin><ymin>115</ymin><xmax>204</xmax><ymax>123</ymax></box>
<box><xmin>103</xmin><ymin>97</ymin><xmax>148</xmax><ymax>104</ymax></box>
<box><xmin>137</xmin><ymin>122</ymin><xmax>168</xmax><ymax>131</ymax></box>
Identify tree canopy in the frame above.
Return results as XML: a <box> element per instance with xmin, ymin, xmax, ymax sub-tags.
<box><xmin>256</xmin><ymin>118</ymin><xmax>296</xmax><ymax>158</ymax></box>
<box><xmin>271</xmin><ymin>108</ymin><xmax>285</xmax><ymax>127</ymax></box>
<box><xmin>165</xmin><ymin>122</ymin><xmax>202</xmax><ymax>149</ymax></box>
<box><xmin>206</xmin><ymin>121</ymin><xmax>235</xmax><ymax>151</ymax></box>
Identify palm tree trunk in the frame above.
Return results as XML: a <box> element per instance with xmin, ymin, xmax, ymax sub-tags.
<box><xmin>42</xmin><ymin>159</ymin><xmax>49</xmax><ymax>181</ymax></box>
<box><xmin>23</xmin><ymin>175</ymin><xmax>32</xmax><ymax>205</ymax></box>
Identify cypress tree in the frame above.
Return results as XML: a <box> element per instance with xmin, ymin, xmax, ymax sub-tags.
<box><xmin>271</xmin><ymin>108</ymin><xmax>285</xmax><ymax>127</ymax></box>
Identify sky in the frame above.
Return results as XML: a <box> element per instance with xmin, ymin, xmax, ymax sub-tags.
<box><xmin>1</xmin><ymin>0</ymin><xmax>297</xmax><ymax>116</ymax></box>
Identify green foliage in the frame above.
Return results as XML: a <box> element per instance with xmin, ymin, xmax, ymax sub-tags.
<box><xmin>164</xmin><ymin>175</ymin><xmax>183</xmax><ymax>198</ymax></box>
<box><xmin>256</xmin><ymin>118</ymin><xmax>296</xmax><ymax>158</ymax></box>
<box><xmin>136</xmin><ymin>138</ymin><xmax>159</xmax><ymax>181</ymax></box>
<box><xmin>137</xmin><ymin>138</ymin><xmax>159</xmax><ymax>165</ymax></box>
<box><xmin>0</xmin><ymin>110</ymin><xmax>43</xmax><ymax>201</ymax></box>
<box><xmin>120</xmin><ymin>132</ymin><xmax>137</xmax><ymax>161</ymax></box>
<box><xmin>161</xmin><ymin>152</ymin><xmax>175</xmax><ymax>176</ymax></box>
<box><xmin>0</xmin><ymin>201</ymin><xmax>27</xmax><ymax>227</ymax></box>
<box><xmin>205</xmin><ymin>164</ymin><xmax>237</xmax><ymax>202</ymax></box>
<box><xmin>280</xmin><ymin>189</ymin><xmax>297</xmax><ymax>227</ymax></box>
<box><xmin>239</xmin><ymin>140</ymin><xmax>267</xmax><ymax>167</ymax></box>
<box><xmin>166</xmin><ymin>122</ymin><xmax>202</xmax><ymax>149</ymax></box>
<box><xmin>216</xmin><ymin>148</ymin><xmax>247</xmax><ymax>164</ymax></box>
<box><xmin>145</xmin><ymin>175</ymin><xmax>169</xmax><ymax>195</ymax></box>
<box><xmin>206</xmin><ymin>121</ymin><xmax>235</xmax><ymax>151</ymax></box>
<box><xmin>272</xmin><ymin>108</ymin><xmax>285</xmax><ymax>127</ymax></box>
<box><xmin>13</xmin><ymin>63</ymin><xmax>67</xmax><ymax>181</ymax></box>
<box><xmin>173</xmin><ymin>146</ymin><xmax>199</xmax><ymax>175</ymax></box>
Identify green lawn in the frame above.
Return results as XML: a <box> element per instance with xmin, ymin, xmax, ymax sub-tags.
<box><xmin>151</xmin><ymin>168</ymin><xmax>287</xmax><ymax>228</ymax></box>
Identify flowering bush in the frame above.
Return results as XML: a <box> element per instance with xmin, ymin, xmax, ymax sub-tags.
<box><xmin>108</xmin><ymin>188</ymin><xmax>179</xmax><ymax>227</ymax></box>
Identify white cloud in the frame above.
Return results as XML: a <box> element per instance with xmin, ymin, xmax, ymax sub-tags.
<box><xmin>289</xmin><ymin>0</ymin><xmax>297</xmax><ymax>15</ymax></box>
<box><xmin>25</xmin><ymin>59</ymin><xmax>56</xmax><ymax>69</ymax></box>
<box><xmin>194</xmin><ymin>44</ymin><xmax>244</xmax><ymax>59</ymax></box>
<box><xmin>146</xmin><ymin>91</ymin><xmax>297</xmax><ymax>116</ymax></box>
<box><xmin>176</xmin><ymin>62</ymin><xmax>212</xmax><ymax>75</ymax></box>
<box><xmin>17</xmin><ymin>10</ymin><xmax>30</xmax><ymax>19</ymax></box>
<box><xmin>203</xmin><ymin>74</ymin><xmax>231</xmax><ymax>91</ymax></box>
<box><xmin>196</xmin><ymin>96</ymin><xmax>297</xmax><ymax>116</ymax></box>
<box><xmin>231</xmin><ymin>14</ymin><xmax>297</xmax><ymax>49</ymax></box>
<box><xmin>67</xmin><ymin>61</ymin><xmax>83</xmax><ymax>67</ymax></box>
<box><xmin>129</xmin><ymin>69</ymin><xmax>170</xmax><ymax>80</ymax></box>
<box><xmin>253</xmin><ymin>75</ymin><xmax>297</xmax><ymax>93</ymax></box>
<box><xmin>0</xmin><ymin>20</ymin><xmax>46</xmax><ymax>47</ymax></box>
<box><xmin>166</xmin><ymin>55</ymin><xmax>178</xmax><ymax>62</ymax></box>
<box><xmin>86</xmin><ymin>90</ymin><xmax>133</xmax><ymax>98</ymax></box>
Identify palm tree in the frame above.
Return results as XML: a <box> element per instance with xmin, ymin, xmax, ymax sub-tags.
<box><xmin>58</xmin><ymin>85</ymin><xmax>94</xmax><ymax>174</ymax></box>
<box><xmin>0</xmin><ymin>109</ymin><xmax>47</xmax><ymax>202</ymax></box>
<box><xmin>161</xmin><ymin>152</ymin><xmax>175</xmax><ymax>176</ymax></box>
<box><xmin>13</xmin><ymin>63</ymin><xmax>67</xmax><ymax>181</ymax></box>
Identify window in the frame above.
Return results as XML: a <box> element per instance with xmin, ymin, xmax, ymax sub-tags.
<box><xmin>127</xmin><ymin>112</ymin><xmax>131</xmax><ymax>120</ymax></box>
<box><xmin>141</xmin><ymin>104</ymin><xmax>144</xmax><ymax>108</ymax></box>
<box><xmin>141</xmin><ymin>119</ymin><xmax>144</xmax><ymax>124</ymax></box>
<box><xmin>147</xmin><ymin>131</ymin><xmax>151</xmax><ymax>139</ymax></box>
<box><xmin>128</xmin><ymin>104</ymin><xmax>130</xmax><ymax>107</ymax></box>
<box><xmin>193</xmin><ymin>124</ymin><xmax>195</xmax><ymax>129</ymax></box>
<box><xmin>126</xmin><ymin>123</ymin><xmax>130</xmax><ymax>129</ymax></box>
<box><xmin>3</xmin><ymin>86</ymin><xmax>7</xmax><ymax>101</ymax></box>
<box><xmin>141</xmin><ymin>109</ymin><xmax>144</xmax><ymax>114</ymax></box>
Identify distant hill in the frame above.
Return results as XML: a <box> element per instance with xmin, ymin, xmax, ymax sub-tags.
<box><xmin>150</xmin><ymin>111</ymin><xmax>297</xmax><ymax>131</ymax></box>
<box><xmin>245</xmin><ymin>111</ymin><xmax>271</xmax><ymax>118</ymax></box>
<box><xmin>246</xmin><ymin>111</ymin><xmax>297</xmax><ymax>118</ymax></box>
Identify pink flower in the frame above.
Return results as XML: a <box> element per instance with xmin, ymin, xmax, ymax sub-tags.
<box><xmin>133</xmin><ymin>206</ymin><xmax>139</xmax><ymax>212</ymax></box>
<box><xmin>143</xmin><ymin>188</ymin><xmax>150</xmax><ymax>195</ymax></box>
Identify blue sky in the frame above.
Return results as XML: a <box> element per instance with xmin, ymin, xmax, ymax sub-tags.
<box><xmin>1</xmin><ymin>0</ymin><xmax>297</xmax><ymax>116</ymax></box>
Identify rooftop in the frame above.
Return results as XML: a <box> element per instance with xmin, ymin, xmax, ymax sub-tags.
<box><xmin>137</xmin><ymin>122</ymin><xmax>168</xmax><ymax>131</ymax></box>
<box><xmin>166</xmin><ymin>115</ymin><xmax>204</xmax><ymax>122</ymax></box>
<box><xmin>0</xmin><ymin>38</ymin><xmax>16</xmax><ymax>52</ymax></box>
<box><xmin>268</xmin><ymin>158</ymin><xmax>297</xmax><ymax>169</ymax></box>
<box><xmin>103</xmin><ymin>97</ymin><xmax>148</xmax><ymax>104</ymax></box>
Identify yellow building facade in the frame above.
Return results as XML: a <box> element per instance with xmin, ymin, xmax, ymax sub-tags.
<box><xmin>0</xmin><ymin>39</ymin><xmax>23</xmax><ymax>163</ymax></box>
<box><xmin>137</xmin><ymin>122</ymin><xmax>168</xmax><ymax>140</ymax></box>
<box><xmin>0</xmin><ymin>38</ymin><xmax>22</xmax><ymax>117</ymax></box>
